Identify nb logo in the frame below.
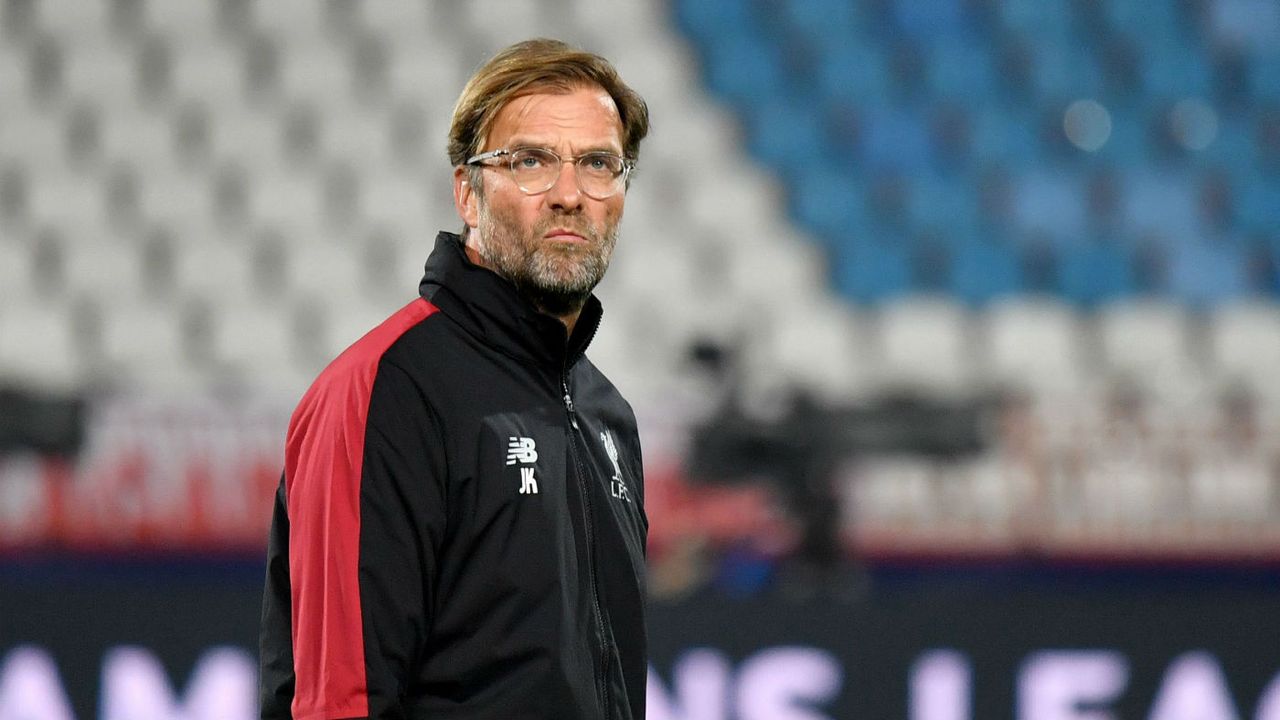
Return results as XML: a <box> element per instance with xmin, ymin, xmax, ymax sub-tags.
<box><xmin>506</xmin><ymin>437</ymin><xmax>538</xmax><ymax>466</ymax></box>
<box><xmin>507</xmin><ymin>437</ymin><xmax>539</xmax><ymax>495</ymax></box>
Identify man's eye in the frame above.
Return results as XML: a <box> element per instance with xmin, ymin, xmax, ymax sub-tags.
<box><xmin>584</xmin><ymin>155</ymin><xmax>617</xmax><ymax>173</ymax></box>
<box><xmin>517</xmin><ymin>154</ymin><xmax>545</xmax><ymax>169</ymax></box>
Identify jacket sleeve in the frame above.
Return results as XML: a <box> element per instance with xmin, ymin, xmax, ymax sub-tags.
<box><xmin>260</xmin><ymin>357</ymin><xmax>448</xmax><ymax>720</ymax></box>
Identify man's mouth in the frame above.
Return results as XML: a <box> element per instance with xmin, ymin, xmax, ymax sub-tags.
<box><xmin>545</xmin><ymin>228</ymin><xmax>589</xmax><ymax>243</ymax></box>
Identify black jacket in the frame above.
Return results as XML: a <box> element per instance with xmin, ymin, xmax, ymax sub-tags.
<box><xmin>260</xmin><ymin>232</ymin><xmax>649</xmax><ymax>719</ymax></box>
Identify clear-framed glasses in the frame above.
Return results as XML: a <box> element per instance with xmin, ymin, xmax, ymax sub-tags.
<box><xmin>464</xmin><ymin>147</ymin><xmax>634</xmax><ymax>200</ymax></box>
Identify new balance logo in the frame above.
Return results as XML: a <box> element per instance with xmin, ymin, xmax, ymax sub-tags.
<box><xmin>507</xmin><ymin>437</ymin><xmax>539</xmax><ymax>495</ymax></box>
<box><xmin>506</xmin><ymin>437</ymin><xmax>538</xmax><ymax>465</ymax></box>
<box><xmin>600</xmin><ymin>430</ymin><xmax>631</xmax><ymax>503</ymax></box>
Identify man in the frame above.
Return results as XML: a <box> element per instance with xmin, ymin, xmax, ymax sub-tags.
<box><xmin>259</xmin><ymin>39</ymin><xmax>651</xmax><ymax>719</ymax></box>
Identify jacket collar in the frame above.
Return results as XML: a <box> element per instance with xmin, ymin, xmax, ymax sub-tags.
<box><xmin>418</xmin><ymin>231</ymin><xmax>602</xmax><ymax>369</ymax></box>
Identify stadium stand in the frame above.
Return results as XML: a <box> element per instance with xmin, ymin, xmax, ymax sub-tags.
<box><xmin>0</xmin><ymin>0</ymin><xmax>1277</xmax><ymax>568</ymax></box>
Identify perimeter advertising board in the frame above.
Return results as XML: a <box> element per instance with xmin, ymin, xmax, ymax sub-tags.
<box><xmin>3</xmin><ymin>565</ymin><xmax>1278</xmax><ymax>719</ymax></box>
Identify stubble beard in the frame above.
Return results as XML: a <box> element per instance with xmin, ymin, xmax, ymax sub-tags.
<box><xmin>474</xmin><ymin>200</ymin><xmax>619</xmax><ymax>318</ymax></box>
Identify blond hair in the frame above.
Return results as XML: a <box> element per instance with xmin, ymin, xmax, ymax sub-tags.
<box><xmin>448</xmin><ymin>38</ymin><xmax>650</xmax><ymax>168</ymax></box>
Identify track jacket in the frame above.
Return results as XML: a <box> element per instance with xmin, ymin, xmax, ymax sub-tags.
<box><xmin>260</xmin><ymin>231</ymin><xmax>649</xmax><ymax>719</ymax></box>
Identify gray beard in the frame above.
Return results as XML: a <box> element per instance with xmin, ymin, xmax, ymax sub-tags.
<box><xmin>475</xmin><ymin>205</ymin><xmax>619</xmax><ymax>318</ymax></box>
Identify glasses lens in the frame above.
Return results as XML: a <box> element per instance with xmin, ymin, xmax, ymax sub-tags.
<box><xmin>575</xmin><ymin>153</ymin><xmax>626</xmax><ymax>199</ymax></box>
<box><xmin>506</xmin><ymin>148</ymin><xmax>628</xmax><ymax>199</ymax></box>
<box><xmin>508</xmin><ymin>148</ymin><xmax>558</xmax><ymax>192</ymax></box>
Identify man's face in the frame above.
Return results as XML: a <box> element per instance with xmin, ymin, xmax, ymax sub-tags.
<box><xmin>454</xmin><ymin>85</ymin><xmax>626</xmax><ymax>318</ymax></box>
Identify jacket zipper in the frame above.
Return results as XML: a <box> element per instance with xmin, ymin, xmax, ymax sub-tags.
<box><xmin>562</xmin><ymin>373</ymin><xmax>611</xmax><ymax>717</ymax></box>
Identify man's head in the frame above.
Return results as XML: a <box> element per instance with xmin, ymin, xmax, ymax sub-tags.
<box><xmin>449</xmin><ymin>39</ymin><xmax>649</xmax><ymax>321</ymax></box>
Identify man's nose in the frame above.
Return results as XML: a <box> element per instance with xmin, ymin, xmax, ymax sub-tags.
<box><xmin>545</xmin><ymin>160</ymin><xmax>583</xmax><ymax>211</ymax></box>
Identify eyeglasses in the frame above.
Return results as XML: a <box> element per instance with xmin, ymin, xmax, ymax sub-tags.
<box><xmin>464</xmin><ymin>147</ymin><xmax>634</xmax><ymax>200</ymax></box>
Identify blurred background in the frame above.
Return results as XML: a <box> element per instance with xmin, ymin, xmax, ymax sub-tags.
<box><xmin>1</xmin><ymin>0</ymin><xmax>1279</xmax><ymax>717</ymax></box>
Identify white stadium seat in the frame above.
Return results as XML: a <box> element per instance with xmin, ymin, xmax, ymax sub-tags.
<box><xmin>980</xmin><ymin>296</ymin><xmax>1087</xmax><ymax>397</ymax></box>
<box><xmin>1208</xmin><ymin>301</ymin><xmax>1280</xmax><ymax>401</ymax></box>
<box><xmin>874</xmin><ymin>295</ymin><xmax>975</xmax><ymax>397</ymax></box>
<box><xmin>0</xmin><ymin>298</ymin><xmax>83</xmax><ymax>391</ymax></box>
<box><xmin>1095</xmin><ymin>299</ymin><xmax>1205</xmax><ymax>402</ymax></box>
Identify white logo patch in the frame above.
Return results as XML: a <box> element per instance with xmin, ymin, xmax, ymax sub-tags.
<box><xmin>507</xmin><ymin>437</ymin><xmax>539</xmax><ymax>494</ymax></box>
<box><xmin>506</xmin><ymin>437</ymin><xmax>538</xmax><ymax>466</ymax></box>
<box><xmin>600</xmin><ymin>430</ymin><xmax>631</xmax><ymax>503</ymax></box>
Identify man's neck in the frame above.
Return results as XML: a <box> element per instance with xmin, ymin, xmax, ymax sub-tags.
<box><xmin>463</xmin><ymin>240</ymin><xmax>581</xmax><ymax>338</ymax></box>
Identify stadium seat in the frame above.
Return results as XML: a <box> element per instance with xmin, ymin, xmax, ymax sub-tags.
<box><xmin>745</xmin><ymin>101</ymin><xmax>828</xmax><ymax>177</ymax></box>
<box><xmin>814</xmin><ymin>41</ymin><xmax>891</xmax><ymax>108</ymax></box>
<box><xmin>996</xmin><ymin>0</ymin><xmax>1073</xmax><ymax>41</ymax></box>
<box><xmin>19</xmin><ymin>169</ymin><xmax>95</xmax><ymax>236</ymax></box>
<box><xmin>873</xmin><ymin>295</ymin><xmax>974</xmax><ymax>396</ymax></box>
<box><xmin>979</xmin><ymin>296</ymin><xmax>1087</xmax><ymax>397</ymax></box>
<box><xmin>171</xmin><ymin>236</ymin><xmax>254</xmax><ymax>302</ymax></box>
<box><xmin>1095</xmin><ymin>299</ymin><xmax>1204</xmax><ymax>401</ymax></box>
<box><xmin>674</xmin><ymin>0</ymin><xmax>757</xmax><ymax>44</ymax></box>
<box><xmin>1141</xmin><ymin>44</ymin><xmax>1214</xmax><ymax>101</ymax></box>
<box><xmin>1207</xmin><ymin>301</ymin><xmax>1280</xmax><ymax>400</ymax></box>
<box><xmin>700</xmin><ymin>32</ymin><xmax>790</xmax><ymax>109</ymax></box>
<box><xmin>98</xmin><ymin>299</ymin><xmax>192</xmax><ymax>391</ymax></box>
<box><xmin>789</xmin><ymin>167</ymin><xmax>867</xmax><ymax>243</ymax></box>
<box><xmin>924</xmin><ymin>37</ymin><xmax>997</xmax><ymax>100</ymax></box>
<box><xmin>1029</xmin><ymin>44</ymin><xmax>1103</xmax><ymax>100</ymax></box>
<box><xmin>0</xmin><ymin>107</ymin><xmax>62</xmax><ymax>170</ymax></box>
<box><xmin>1120</xmin><ymin>169</ymin><xmax>1199</xmax><ymax>239</ymax></box>
<box><xmin>0</xmin><ymin>237</ymin><xmax>34</xmax><ymax>300</ymax></box>
<box><xmin>60</xmin><ymin>229</ymin><xmax>146</xmax><ymax>302</ymax></box>
<box><xmin>1011</xmin><ymin>170</ymin><xmax>1087</xmax><ymax>243</ymax></box>
<box><xmin>0</xmin><ymin>297</ymin><xmax>83</xmax><ymax>391</ymax></box>
<box><xmin>949</xmin><ymin>239</ymin><xmax>1024</xmax><ymax>306</ymax></box>
<box><xmin>205</xmin><ymin>298</ymin><xmax>309</xmax><ymax>395</ymax></box>
<box><xmin>167</xmin><ymin>41</ymin><xmax>243</xmax><ymax>110</ymax></box>
<box><xmin>747</xmin><ymin>295</ymin><xmax>869</xmax><ymax>402</ymax></box>
<box><xmin>30</xmin><ymin>0</ymin><xmax>113</xmax><ymax>46</ymax></box>
<box><xmin>832</xmin><ymin>236</ymin><xmax>913</xmax><ymax>305</ymax></box>
<box><xmin>1057</xmin><ymin>240</ymin><xmax>1136</xmax><ymax>307</ymax></box>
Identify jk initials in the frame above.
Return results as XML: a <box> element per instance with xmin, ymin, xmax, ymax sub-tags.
<box><xmin>519</xmin><ymin>466</ymin><xmax>539</xmax><ymax>495</ymax></box>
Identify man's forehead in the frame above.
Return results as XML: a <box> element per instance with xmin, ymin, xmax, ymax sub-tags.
<box><xmin>485</xmin><ymin>84</ymin><xmax>623</xmax><ymax>148</ymax></box>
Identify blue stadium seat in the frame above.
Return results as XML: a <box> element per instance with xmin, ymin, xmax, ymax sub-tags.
<box><xmin>908</xmin><ymin>174</ymin><xmax>978</xmax><ymax>234</ymax></box>
<box><xmin>788</xmin><ymin>167</ymin><xmax>867</xmax><ymax>242</ymax></box>
<box><xmin>949</xmin><ymin>239</ymin><xmax>1025</xmax><ymax>305</ymax></box>
<box><xmin>1030</xmin><ymin>44</ymin><xmax>1104</xmax><ymax>100</ymax></box>
<box><xmin>1237</xmin><ymin>172</ymin><xmax>1280</xmax><ymax>235</ymax></box>
<box><xmin>892</xmin><ymin>0</ymin><xmax>967</xmax><ymax>38</ymax></box>
<box><xmin>1251</xmin><ymin>55</ymin><xmax>1280</xmax><ymax>101</ymax></box>
<box><xmin>777</xmin><ymin>0</ymin><xmax>862</xmax><ymax>41</ymax></box>
<box><xmin>745</xmin><ymin>101</ymin><xmax>828</xmax><ymax>176</ymax></box>
<box><xmin>996</xmin><ymin>0</ymin><xmax>1073</xmax><ymax>41</ymax></box>
<box><xmin>671</xmin><ymin>0</ymin><xmax>1278</xmax><ymax>309</ymax></box>
<box><xmin>1104</xmin><ymin>0</ymin><xmax>1185</xmax><ymax>41</ymax></box>
<box><xmin>970</xmin><ymin>106</ymin><xmax>1040</xmax><ymax>165</ymax></box>
<box><xmin>1098</xmin><ymin>109</ymin><xmax>1150</xmax><ymax>165</ymax></box>
<box><xmin>1165</xmin><ymin>237</ymin><xmax>1249</xmax><ymax>308</ymax></box>
<box><xmin>860</xmin><ymin>104</ymin><xmax>932</xmax><ymax>170</ymax></box>
<box><xmin>701</xmin><ymin>32</ymin><xmax>791</xmax><ymax>108</ymax></box>
<box><xmin>1011</xmin><ymin>171</ymin><xmax>1087</xmax><ymax>244</ymax></box>
<box><xmin>814</xmin><ymin>41</ymin><xmax>891</xmax><ymax>106</ymax></box>
<box><xmin>925</xmin><ymin>37</ymin><xmax>997</xmax><ymax>100</ymax></box>
<box><xmin>1141</xmin><ymin>44</ymin><xmax>1214</xmax><ymax>100</ymax></box>
<box><xmin>673</xmin><ymin>0</ymin><xmax>756</xmax><ymax>42</ymax></box>
<box><xmin>832</xmin><ymin>235</ymin><xmax>913</xmax><ymax>304</ymax></box>
<box><xmin>1121</xmin><ymin>169</ymin><xmax>1199</xmax><ymax>238</ymax></box>
<box><xmin>1057</xmin><ymin>240</ymin><xmax>1136</xmax><ymax>307</ymax></box>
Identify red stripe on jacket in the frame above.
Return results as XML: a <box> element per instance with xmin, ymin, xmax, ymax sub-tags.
<box><xmin>283</xmin><ymin>297</ymin><xmax>438</xmax><ymax>720</ymax></box>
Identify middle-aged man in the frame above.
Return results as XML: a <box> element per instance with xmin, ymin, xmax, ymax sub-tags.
<box><xmin>259</xmin><ymin>38</ymin><xmax>651</xmax><ymax>719</ymax></box>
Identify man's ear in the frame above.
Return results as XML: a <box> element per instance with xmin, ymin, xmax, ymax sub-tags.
<box><xmin>453</xmin><ymin>166</ymin><xmax>479</xmax><ymax>231</ymax></box>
